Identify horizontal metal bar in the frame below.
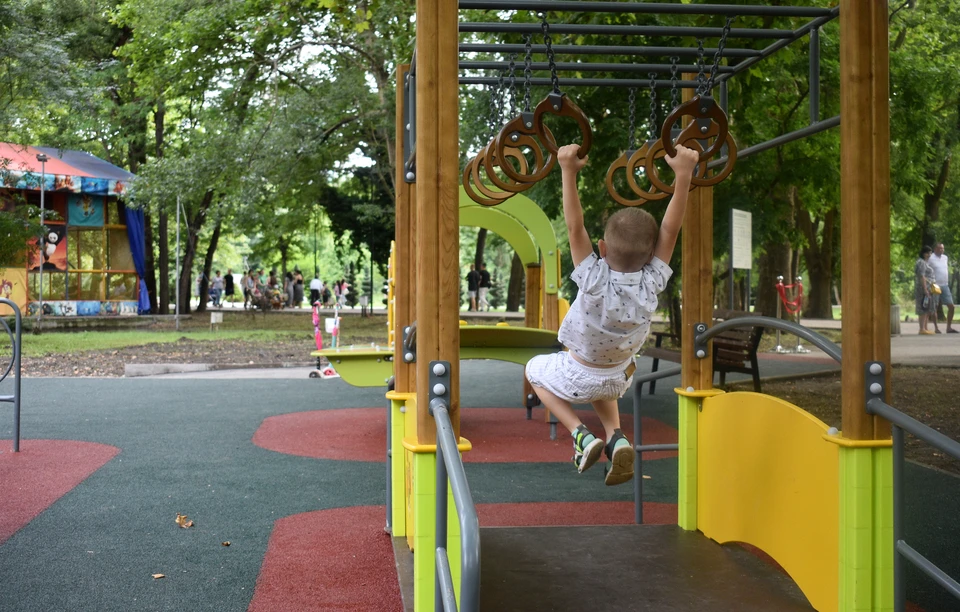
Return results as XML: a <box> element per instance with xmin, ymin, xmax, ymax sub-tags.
<box><xmin>460</xmin><ymin>23</ymin><xmax>793</xmax><ymax>39</ymax></box>
<box><xmin>460</xmin><ymin>43</ymin><xmax>762</xmax><ymax>58</ymax></box>
<box><xmin>633</xmin><ymin>365</ymin><xmax>682</xmax><ymax>386</ymax></box>
<box><xmin>706</xmin><ymin>115</ymin><xmax>840</xmax><ymax>170</ymax></box>
<box><xmin>717</xmin><ymin>8</ymin><xmax>839</xmax><ymax>84</ymax></box>
<box><xmin>433</xmin><ymin>401</ymin><xmax>481</xmax><ymax>612</ymax></box>
<box><xmin>460</xmin><ymin>60</ymin><xmax>735</xmax><ymax>74</ymax></box>
<box><xmin>458</xmin><ymin>1</ymin><xmax>836</xmax><ymax>18</ymax></box>
<box><xmin>867</xmin><ymin>399</ymin><xmax>960</xmax><ymax>462</ymax></box>
<box><xmin>896</xmin><ymin>540</ymin><xmax>960</xmax><ymax>601</ymax></box>
<box><xmin>635</xmin><ymin>443</ymin><xmax>679</xmax><ymax>453</ymax></box>
<box><xmin>696</xmin><ymin>316</ymin><xmax>842</xmax><ymax>363</ymax></box>
<box><xmin>435</xmin><ymin>549</ymin><xmax>460</xmax><ymax>612</ymax></box>
<box><xmin>460</xmin><ymin>76</ymin><xmax>701</xmax><ymax>87</ymax></box>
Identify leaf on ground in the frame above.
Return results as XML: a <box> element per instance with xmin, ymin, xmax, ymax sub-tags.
<box><xmin>642</xmin><ymin>475</ymin><xmax>652</xmax><ymax>479</ymax></box>
<box><xmin>152</xmin><ymin>574</ymin><xmax>165</xmax><ymax>579</ymax></box>
<box><xmin>175</xmin><ymin>513</ymin><xmax>194</xmax><ymax>528</ymax></box>
<box><xmin>222</xmin><ymin>541</ymin><xmax>231</xmax><ymax>546</ymax></box>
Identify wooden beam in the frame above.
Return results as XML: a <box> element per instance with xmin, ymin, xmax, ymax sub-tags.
<box><xmin>415</xmin><ymin>0</ymin><xmax>460</xmax><ymax>443</ymax></box>
<box><xmin>394</xmin><ymin>64</ymin><xmax>414</xmax><ymax>394</ymax></box>
<box><xmin>839</xmin><ymin>0</ymin><xmax>891</xmax><ymax>440</ymax></box>
<box><xmin>680</xmin><ymin>76</ymin><xmax>714</xmax><ymax>391</ymax></box>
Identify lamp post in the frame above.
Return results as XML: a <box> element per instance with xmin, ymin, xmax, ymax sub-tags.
<box><xmin>35</xmin><ymin>153</ymin><xmax>48</xmax><ymax>330</ymax></box>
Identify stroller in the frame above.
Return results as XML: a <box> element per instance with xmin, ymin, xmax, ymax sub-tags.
<box><xmin>309</xmin><ymin>301</ymin><xmax>340</xmax><ymax>379</ymax></box>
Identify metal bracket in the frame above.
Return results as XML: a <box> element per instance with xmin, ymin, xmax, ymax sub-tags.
<box><xmin>546</xmin><ymin>91</ymin><xmax>564</xmax><ymax>112</ymax></box>
<box><xmin>692</xmin><ymin>321</ymin><xmax>709</xmax><ymax>360</ymax></box>
<box><xmin>402</xmin><ymin>323</ymin><xmax>417</xmax><ymax>363</ymax></box>
<box><xmin>865</xmin><ymin>361</ymin><xmax>887</xmax><ymax>409</ymax></box>
<box><xmin>520</xmin><ymin>111</ymin><xmax>535</xmax><ymax>131</ymax></box>
<box><xmin>404</xmin><ymin>72</ymin><xmax>417</xmax><ymax>183</ymax></box>
<box><xmin>428</xmin><ymin>360</ymin><xmax>451</xmax><ymax>416</ymax></box>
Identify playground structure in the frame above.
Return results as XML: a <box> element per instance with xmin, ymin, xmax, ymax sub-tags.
<box><xmin>382</xmin><ymin>1</ymin><xmax>960</xmax><ymax>611</ymax></box>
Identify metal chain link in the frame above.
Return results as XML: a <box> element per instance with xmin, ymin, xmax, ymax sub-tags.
<box><xmin>522</xmin><ymin>34</ymin><xmax>533</xmax><ymax>112</ymax></box>
<box><xmin>488</xmin><ymin>82</ymin><xmax>499</xmax><ymax>135</ymax></box>
<box><xmin>647</xmin><ymin>74</ymin><xmax>658</xmax><ymax>140</ymax></box>
<box><xmin>695</xmin><ymin>39</ymin><xmax>707</xmax><ymax>95</ymax></box>
<box><xmin>495</xmin><ymin>70</ymin><xmax>506</xmax><ymax>129</ymax></box>
<box><xmin>626</xmin><ymin>87</ymin><xmax>636</xmax><ymax>151</ymax></box>
<box><xmin>669</xmin><ymin>56</ymin><xmax>680</xmax><ymax>109</ymax></box>
<box><xmin>507</xmin><ymin>53</ymin><xmax>518</xmax><ymax>117</ymax></box>
<box><xmin>704</xmin><ymin>17</ymin><xmax>734</xmax><ymax>93</ymax></box>
<box><xmin>539</xmin><ymin>13</ymin><xmax>561</xmax><ymax>94</ymax></box>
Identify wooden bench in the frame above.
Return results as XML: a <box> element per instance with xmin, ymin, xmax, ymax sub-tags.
<box><xmin>642</xmin><ymin>309</ymin><xmax>763</xmax><ymax>394</ymax></box>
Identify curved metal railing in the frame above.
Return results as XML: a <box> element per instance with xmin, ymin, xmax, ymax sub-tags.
<box><xmin>694</xmin><ymin>315</ymin><xmax>842</xmax><ymax>363</ymax></box>
<box><xmin>0</xmin><ymin>298</ymin><xmax>23</xmax><ymax>452</ymax></box>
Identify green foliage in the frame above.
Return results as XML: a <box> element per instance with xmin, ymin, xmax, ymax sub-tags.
<box><xmin>0</xmin><ymin>204</ymin><xmax>42</xmax><ymax>266</ymax></box>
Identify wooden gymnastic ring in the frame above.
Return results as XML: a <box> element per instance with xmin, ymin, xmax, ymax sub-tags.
<box><xmin>533</xmin><ymin>93</ymin><xmax>593</xmax><ymax>158</ymax></box>
<box><xmin>462</xmin><ymin>157</ymin><xmax>513</xmax><ymax>206</ymax></box>
<box><xmin>482</xmin><ymin>132</ymin><xmax>545</xmax><ymax>194</ymax></box>
<box><xmin>470</xmin><ymin>146</ymin><xmax>520</xmax><ymax>203</ymax></box>
<box><xmin>660</xmin><ymin>95</ymin><xmax>728</xmax><ymax>160</ymax></box>
<box><xmin>605</xmin><ymin>145</ymin><xmax>669</xmax><ymax>207</ymax></box>
<box><xmin>494</xmin><ymin>113</ymin><xmax>557</xmax><ymax>184</ymax></box>
<box><xmin>643</xmin><ymin>136</ymin><xmax>708</xmax><ymax>195</ymax></box>
<box><xmin>689</xmin><ymin>133</ymin><xmax>738</xmax><ymax>187</ymax></box>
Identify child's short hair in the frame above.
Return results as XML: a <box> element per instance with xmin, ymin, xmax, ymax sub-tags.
<box><xmin>603</xmin><ymin>208</ymin><xmax>659</xmax><ymax>270</ymax></box>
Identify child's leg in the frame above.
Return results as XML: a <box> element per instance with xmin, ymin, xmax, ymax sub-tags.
<box><xmin>528</xmin><ymin>384</ymin><xmax>581</xmax><ymax>434</ymax></box>
<box><xmin>529</xmin><ymin>382</ymin><xmax>604</xmax><ymax>473</ymax></box>
<box><xmin>591</xmin><ymin>398</ymin><xmax>622</xmax><ymax>441</ymax></box>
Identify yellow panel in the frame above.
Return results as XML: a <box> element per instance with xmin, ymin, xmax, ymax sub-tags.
<box><xmin>698</xmin><ymin>392</ymin><xmax>839</xmax><ymax>612</ymax></box>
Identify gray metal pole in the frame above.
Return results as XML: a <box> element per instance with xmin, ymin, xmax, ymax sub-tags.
<box><xmin>435</xmin><ymin>430</ymin><xmax>448</xmax><ymax>612</ymax></box>
<box><xmin>459</xmin><ymin>22</ymin><xmax>793</xmax><ymax>39</ymax></box>
<box><xmin>460</xmin><ymin>76</ymin><xmax>702</xmax><ymax>88</ymax></box>
<box><xmin>457</xmin><ymin>1</ymin><xmax>835</xmax><ymax>18</ymax></box>
<box><xmin>809</xmin><ymin>27</ymin><xmax>821</xmax><ymax>125</ymax></box>
<box><xmin>729</xmin><ymin>208</ymin><xmax>735</xmax><ymax>311</ymax></box>
<box><xmin>633</xmin><ymin>376</ymin><xmax>642</xmax><ymax>524</ymax></box>
<box><xmin>37</xmin><ymin>157</ymin><xmax>46</xmax><ymax>330</ymax></box>
<box><xmin>175</xmin><ymin>195</ymin><xmax>181</xmax><ymax>331</ymax></box>
<box><xmin>459</xmin><ymin>43</ymin><xmax>762</xmax><ymax>58</ymax></box>
<box><xmin>707</xmin><ymin>115</ymin><xmax>840</xmax><ymax>170</ymax></box>
<box><xmin>460</xmin><ymin>61</ymin><xmax>736</xmax><ymax>74</ymax></box>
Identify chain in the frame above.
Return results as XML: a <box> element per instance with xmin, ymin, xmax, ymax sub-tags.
<box><xmin>522</xmin><ymin>34</ymin><xmax>533</xmax><ymax>112</ymax></box>
<box><xmin>488</xmin><ymin>82</ymin><xmax>499</xmax><ymax>135</ymax></box>
<box><xmin>539</xmin><ymin>13</ymin><xmax>561</xmax><ymax>94</ymax></box>
<box><xmin>704</xmin><ymin>17</ymin><xmax>734</xmax><ymax>93</ymax></box>
<box><xmin>507</xmin><ymin>53</ymin><xmax>518</xmax><ymax>117</ymax></box>
<box><xmin>669</xmin><ymin>56</ymin><xmax>680</xmax><ymax>108</ymax></box>
<box><xmin>626</xmin><ymin>87</ymin><xmax>636</xmax><ymax>151</ymax></box>
<box><xmin>647</xmin><ymin>74</ymin><xmax>658</xmax><ymax>140</ymax></box>
<box><xmin>695</xmin><ymin>39</ymin><xmax>707</xmax><ymax>95</ymax></box>
<box><xmin>495</xmin><ymin>71</ymin><xmax>507</xmax><ymax>131</ymax></box>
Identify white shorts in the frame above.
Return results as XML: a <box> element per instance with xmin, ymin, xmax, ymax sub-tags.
<box><xmin>526</xmin><ymin>351</ymin><xmax>634</xmax><ymax>403</ymax></box>
<box><xmin>468</xmin><ymin>290</ymin><xmax>478</xmax><ymax>298</ymax></box>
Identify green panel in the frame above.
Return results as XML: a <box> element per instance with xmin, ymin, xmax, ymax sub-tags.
<box><xmin>459</xmin><ymin>189</ymin><xmax>560</xmax><ymax>294</ymax></box>
<box><xmin>838</xmin><ymin>446</ymin><xmax>894</xmax><ymax>612</ymax></box>
<box><xmin>390</xmin><ymin>398</ymin><xmax>408</xmax><ymax>537</ymax></box>
<box><xmin>313</xmin><ymin>348</ymin><xmax>393</xmax><ymax>387</ymax></box>
<box><xmin>413</xmin><ymin>452</ymin><xmax>437</xmax><ymax>612</ymax></box>
<box><xmin>459</xmin><ymin>325</ymin><xmax>561</xmax><ymax>349</ymax></box>
<box><xmin>459</xmin><ymin>207</ymin><xmax>539</xmax><ymax>266</ymax></box>
<box><xmin>678</xmin><ymin>395</ymin><xmax>698</xmax><ymax>531</ymax></box>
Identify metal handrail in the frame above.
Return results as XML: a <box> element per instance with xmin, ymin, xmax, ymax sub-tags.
<box><xmin>632</xmin><ymin>366</ymin><xmax>681</xmax><ymax>524</ymax></box>
<box><xmin>695</xmin><ymin>315</ymin><xmax>842</xmax><ymax>363</ymax></box>
<box><xmin>431</xmin><ymin>397</ymin><xmax>481</xmax><ymax>612</ymax></box>
<box><xmin>866</xmin><ymin>398</ymin><xmax>960</xmax><ymax>610</ymax></box>
<box><xmin>0</xmin><ymin>298</ymin><xmax>23</xmax><ymax>452</ymax></box>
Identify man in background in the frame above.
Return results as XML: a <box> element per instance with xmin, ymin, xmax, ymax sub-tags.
<box><xmin>930</xmin><ymin>242</ymin><xmax>956</xmax><ymax>333</ymax></box>
<box><xmin>478</xmin><ymin>262</ymin><xmax>492</xmax><ymax>312</ymax></box>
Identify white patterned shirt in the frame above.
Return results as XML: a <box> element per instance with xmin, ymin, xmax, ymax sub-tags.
<box><xmin>930</xmin><ymin>253</ymin><xmax>949</xmax><ymax>286</ymax></box>
<box><xmin>558</xmin><ymin>253</ymin><xmax>672</xmax><ymax>366</ymax></box>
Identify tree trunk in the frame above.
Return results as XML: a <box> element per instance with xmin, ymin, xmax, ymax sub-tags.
<box><xmin>158</xmin><ymin>211</ymin><xmax>169</xmax><ymax>314</ymax></box>
<box><xmin>196</xmin><ymin>219</ymin><xmax>223</xmax><ymax>314</ymax></box>
<box><xmin>474</xmin><ymin>228</ymin><xmax>487</xmax><ymax>270</ymax></box>
<box><xmin>179</xmin><ymin>191</ymin><xmax>214</xmax><ymax>314</ymax></box>
<box><xmin>506</xmin><ymin>252</ymin><xmax>524</xmax><ymax>312</ymax></box>
<box><xmin>144</xmin><ymin>212</ymin><xmax>158</xmax><ymax>313</ymax></box>
<box><xmin>796</xmin><ymin>198</ymin><xmax>836</xmax><ymax>320</ymax></box>
<box><xmin>922</xmin><ymin>155</ymin><xmax>949</xmax><ymax>248</ymax></box>
<box><xmin>756</xmin><ymin>240</ymin><xmax>792</xmax><ymax>318</ymax></box>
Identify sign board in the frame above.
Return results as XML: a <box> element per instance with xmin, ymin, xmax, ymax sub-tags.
<box><xmin>210</xmin><ymin>312</ymin><xmax>223</xmax><ymax>324</ymax></box>
<box><xmin>731</xmin><ymin>209</ymin><xmax>752</xmax><ymax>270</ymax></box>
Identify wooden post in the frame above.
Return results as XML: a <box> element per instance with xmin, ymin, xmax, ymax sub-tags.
<box><xmin>681</xmin><ymin>77</ymin><xmax>714</xmax><ymax>391</ymax></box>
<box><xmin>415</xmin><ymin>0</ymin><xmax>460</xmax><ymax>444</ymax></box>
<box><xmin>839</xmin><ymin>0</ymin><xmax>891</xmax><ymax>440</ymax></box>
<box><xmin>524</xmin><ymin>263</ymin><xmax>542</xmax><ymax>412</ymax></box>
<box><xmin>542</xmin><ymin>260</ymin><xmax>560</xmax><ymax>333</ymax></box>
<box><xmin>394</xmin><ymin>64</ymin><xmax>415</xmax><ymax>394</ymax></box>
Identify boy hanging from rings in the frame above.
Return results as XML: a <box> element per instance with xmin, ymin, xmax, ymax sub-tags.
<box><xmin>525</xmin><ymin>142</ymin><xmax>699</xmax><ymax>485</ymax></box>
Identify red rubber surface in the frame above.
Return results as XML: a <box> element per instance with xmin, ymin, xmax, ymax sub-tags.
<box><xmin>249</xmin><ymin>502</ymin><xmax>676</xmax><ymax>612</ymax></box>
<box><xmin>0</xmin><ymin>439</ymin><xmax>119</xmax><ymax>544</ymax></box>
<box><xmin>253</xmin><ymin>408</ymin><xmax>677</xmax><ymax>463</ymax></box>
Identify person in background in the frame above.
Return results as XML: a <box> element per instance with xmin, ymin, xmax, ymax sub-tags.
<box><xmin>294</xmin><ymin>268</ymin><xmax>305</xmax><ymax>308</ymax></box>
<box><xmin>915</xmin><ymin>245</ymin><xmax>938</xmax><ymax>335</ymax></box>
<box><xmin>284</xmin><ymin>272</ymin><xmax>295</xmax><ymax>308</ymax></box>
<box><xmin>211</xmin><ymin>270</ymin><xmax>225</xmax><ymax>307</ymax></box>
<box><xmin>310</xmin><ymin>274</ymin><xmax>323</xmax><ymax>305</ymax></box>
<box><xmin>244</xmin><ymin>271</ymin><xmax>256</xmax><ymax>309</ymax></box>
<box><xmin>930</xmin><ymin>242</ymin><xmax>956</xmax><ymax>333</ymax></box>
<box><xmin>224</xmin><ymin>268</ymin><xmax>235</xmax><ymax>307</ymax></box>
<box><xmin>465</xmin><ymin>264</ymin><xmax>480</xmax><ymax>311</ymax></box>
<box><xmin>478</xmin><ymin>262</ymin><xmax>492</xmax><ymax>311</ymax></box>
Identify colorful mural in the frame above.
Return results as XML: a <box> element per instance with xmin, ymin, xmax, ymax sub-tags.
<box><xmin>0</xmin><ymin>268</ymin><xmax>28</xmax><ymax>315</ymax></box>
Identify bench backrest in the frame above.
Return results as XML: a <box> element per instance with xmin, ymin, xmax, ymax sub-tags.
<box><xmin>711</xmin><ymin>309</ymin><xmax>763</xmax><ymax>368</ymax></box>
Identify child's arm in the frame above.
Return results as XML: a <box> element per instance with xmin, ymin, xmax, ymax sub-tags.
<box><xmin>652</xmin><ymin>144</ymin><xmax>700</xmax><ymax>264</ymax></box>
<box><xmin>558</xmin><ymin>144</ymin><xmax>593</xmax><ymax>267</ymax></box>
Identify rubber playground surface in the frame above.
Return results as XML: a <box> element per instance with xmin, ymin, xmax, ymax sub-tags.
<box><xmin>1</xmin><ymin>359</ymin><xmax>958</xmax><ymax>611</ymax></box>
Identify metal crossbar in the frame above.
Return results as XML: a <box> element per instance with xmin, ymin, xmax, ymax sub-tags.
<box><xmin>458</xmin><ymin>1</ymin><xmax>835</xmax><ymax>18</ymax></box>
<box><xmin>0</xmin><ymin>299</ymin><xmax>23</xmax><ymax>452</ymax></box>
<box><xmin>460</xmin><ymin>23</ymin><xmax>793</xmax><ymax>39</ymax></box>
<box><xmin>866</xmin><ymin>397</ymin><xmax>960</xmax><ymax>611</ymax></box>
<box><xmin>459</xmin><ymin>43</ymin><xmax>762</xmax><ymax>58</ymax></box>
<box><xmin>459</xmin><ymin>61</ymin><xmax>736</xmax><ymax>74</ymax></box>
